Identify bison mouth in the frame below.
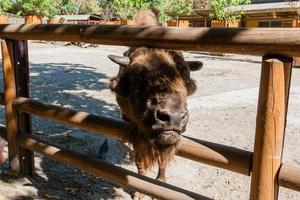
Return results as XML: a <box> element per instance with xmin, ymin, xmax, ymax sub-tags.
<box><xmin>155</xmin><ymin>130</ymin><xmax>181</xmax><ymax>146</ymax></box>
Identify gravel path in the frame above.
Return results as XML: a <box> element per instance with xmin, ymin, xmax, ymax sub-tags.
<box><xmin>0</xmin><ymin>42</ymin><xmax>299</xmax><ymax>200</ymax></box>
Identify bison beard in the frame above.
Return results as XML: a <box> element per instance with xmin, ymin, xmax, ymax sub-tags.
<box><xmin>108</xmin><ymin>8</ymin><xmax>202</xmax><ymax>188</ymax></box>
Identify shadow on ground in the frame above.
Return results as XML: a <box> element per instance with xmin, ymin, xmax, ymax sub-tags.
<box><xmin>191</xmin><ymin>53</ymin><xmax>261</xmax><ymax>64</ymax></box>
<box><xmin>0</xmin><ymin>61</ymin><xmax>134</xmax><ymax>199</ymax></box>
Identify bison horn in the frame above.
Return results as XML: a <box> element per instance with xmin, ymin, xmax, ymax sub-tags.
<box><xmin>186</xmin><ymin>61</ymin><xmax>203</xmax><ymax>71</ymax></box>
<box><xmin>108</xmin><ymin>55</ymin><xmax>130</xmax><ymax>66</ymax></box>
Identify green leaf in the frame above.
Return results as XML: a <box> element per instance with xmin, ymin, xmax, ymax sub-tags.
<box><xmin>15</xmin><ymin>0</ymin><xmax>60</xmax><ymax>18</ymax></box>
<box><xmin>111</xmin><ymin>0</ymin><xmax>193</xmax><ymax>22</ymax></box>
<box><xmin>0</xmin><ymin>0</ymin><xmax>13</xmax><ymax>15</ymax></box>
<box><xmin>208</xmin><ymin>0</ymin><xmax>250</xmax><ymax>22</ymax></box>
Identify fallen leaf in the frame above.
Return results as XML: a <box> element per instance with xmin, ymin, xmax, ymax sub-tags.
<box><xmin>42</xmin><ymin>192</ymin><xmax>58</xmax><ymax>199</ymax></box>
<box><xmin>9</xmin><ymin>183</ymin><xmax>17</xmax><ymax>189</ymax></box>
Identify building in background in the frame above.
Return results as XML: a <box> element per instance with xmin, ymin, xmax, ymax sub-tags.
<box><xmin>237</xmin><ymin>0</ymin><xmax>300</xmax><ymax>27</ymax></box>
<box><xmin>180</xmin><ymin>0</ymin><xmax>300</xmax><ymax>28</ymax></box>
<box><xmin>180</xmin><ymin>9</ymin><xmax>210</xmax><ymax>27</ymax></box>
<box><xmin>236</xmin><ymin>0</ymin><xmax>300</xmax><ymax>66</ymax></box>
<box><xmin>181</xmin><ymin>0</ymin><xmax>210</xmax><ymax>27</ymax></box>
<box><xmin>54</xmin><ymin>14</ymin><xmax>102</xmax><ymax>24</ymax></box>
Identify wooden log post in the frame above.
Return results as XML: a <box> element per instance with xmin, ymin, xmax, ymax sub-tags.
<box><xmin>1</xmin><ymin>39</ymin><xmax>34</xmax><ymax>175</ymax></box>
<box><xmin>13</xmin><ymin>40</ymin><xmax>34</xmax><ymax>176</ymax></box>
<box><xmin>250</xmin><ymin>56</ymin><xmax>293</xmax><ymax>200</ymax></box>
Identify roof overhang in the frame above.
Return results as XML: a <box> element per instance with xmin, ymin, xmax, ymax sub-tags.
<box><xmin>229</xmin><ymin>2</ymin><xmax>300</xmax><ymax>14</ymax></box>
<box><xmin>55</xmin><ymin>14</ymin><xmax>102</xmax><ymax>21</ymax></box>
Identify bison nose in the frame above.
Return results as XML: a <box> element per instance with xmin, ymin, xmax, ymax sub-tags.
<box><xmin>154</xmin><ymin>108</ymin><xmax>189</xmax><ymax>129</ymax></box>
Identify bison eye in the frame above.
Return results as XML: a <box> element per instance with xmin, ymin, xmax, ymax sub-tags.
<box><xmin>114</xmin><ymin>75</ymin><xmax>131</xmax><ymax>97</ymax></box>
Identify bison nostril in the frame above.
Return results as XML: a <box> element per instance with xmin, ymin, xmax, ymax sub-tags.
<box><xmin>155</xmin><ymin>110</ymin><xmax>171</xmax><ymax>123</ymax></box>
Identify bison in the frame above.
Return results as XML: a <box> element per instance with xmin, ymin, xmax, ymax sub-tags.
<box><xmin>108</xmin><ymin>8</ymin><xmax>202</xmax><ymax>187</ymax></box>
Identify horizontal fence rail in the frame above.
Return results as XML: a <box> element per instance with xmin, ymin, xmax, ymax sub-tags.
<box><xmin>279</xmin><ymin>164</ymin><xmax>300</xmax><ymax>192</ymax></box>
<box><xmin>9</xmin><ymin>95</ymin><xmax>252</xmax><ymax>175</ymax></box>
<box><xmin>1</xmin><ymin>25</ymin><xmax>300</xmax><ymax>199</ymax></box>
<box><xmin>1</xmin><ymin>125</ymin><xmax>299</xmax><ymax>193</ymax></box>
<box><xmin>1</xmin><ymin>25</ymin><xmax>300</xmax><ymax>56</ymax></box>
<box><xmin>16</xmin><ymin>134</ymin><xmax>210</xmax><ymax>200</ymax></box>
<box><xmin>0</xmin><ymin>126</ymin><xmax>211</xmax><ymax>199</ymax></box>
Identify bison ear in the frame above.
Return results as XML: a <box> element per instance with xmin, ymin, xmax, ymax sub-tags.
<box><xmin>186</xmin><ymin>61</ymin><xmax>203</xmax><ymax>71</ymax></box>
<box><xmin>108</xmin><ymin>55</ymin><xmax>130</xmax><ymax>66</ymax></box>
<box><xmin>109</xmin><ymin>75</ymin><xmax>130</xmax><ymax>97</ymax></box>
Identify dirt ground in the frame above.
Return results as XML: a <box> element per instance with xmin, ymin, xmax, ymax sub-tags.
<box><xmin>0</xmin><ymin>42</ymin><xmax>299</xmax><ymax>200</ymax></box>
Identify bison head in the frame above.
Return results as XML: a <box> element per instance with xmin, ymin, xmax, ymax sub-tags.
<box><xmin>109</xmin><ymin>48</ymin><xmax>202</xmax><ymax>147</ymax></box>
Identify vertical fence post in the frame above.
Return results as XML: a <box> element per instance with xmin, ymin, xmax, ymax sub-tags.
<box><xmin>1</xmin><ymin>39</ymin><xmax>34</xmax><ymax>175</ymax></box>
<box><xmin>250</xmin><ymin>56</ymin><xmax>293</xmax><ymax>200</ymax></box>
<box><xmin>13</xmin><ymin>40</ymin><xmax>34</xmax><ymax>176</ymax></box>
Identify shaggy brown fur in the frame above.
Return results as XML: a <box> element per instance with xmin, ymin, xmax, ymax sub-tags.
<box><xmin>111</xmin><ymin>48</ymin><xmax>193</xmax><ymax>168</ymax></box>
<box><xmin>109</xmin><ymin>9</ymin><xmax>199</xmax><ymax>184</ymax></box>
<box><xmin>134</xmin><ymin>8</ymin><xmax>160</xmax><ymax>26</ymax></box>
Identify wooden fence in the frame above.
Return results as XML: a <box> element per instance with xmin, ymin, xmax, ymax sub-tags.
<box><xmin>0</xmin><ymin>24</ymin><xmax>300</xmax><ymax>199</ymax></box>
